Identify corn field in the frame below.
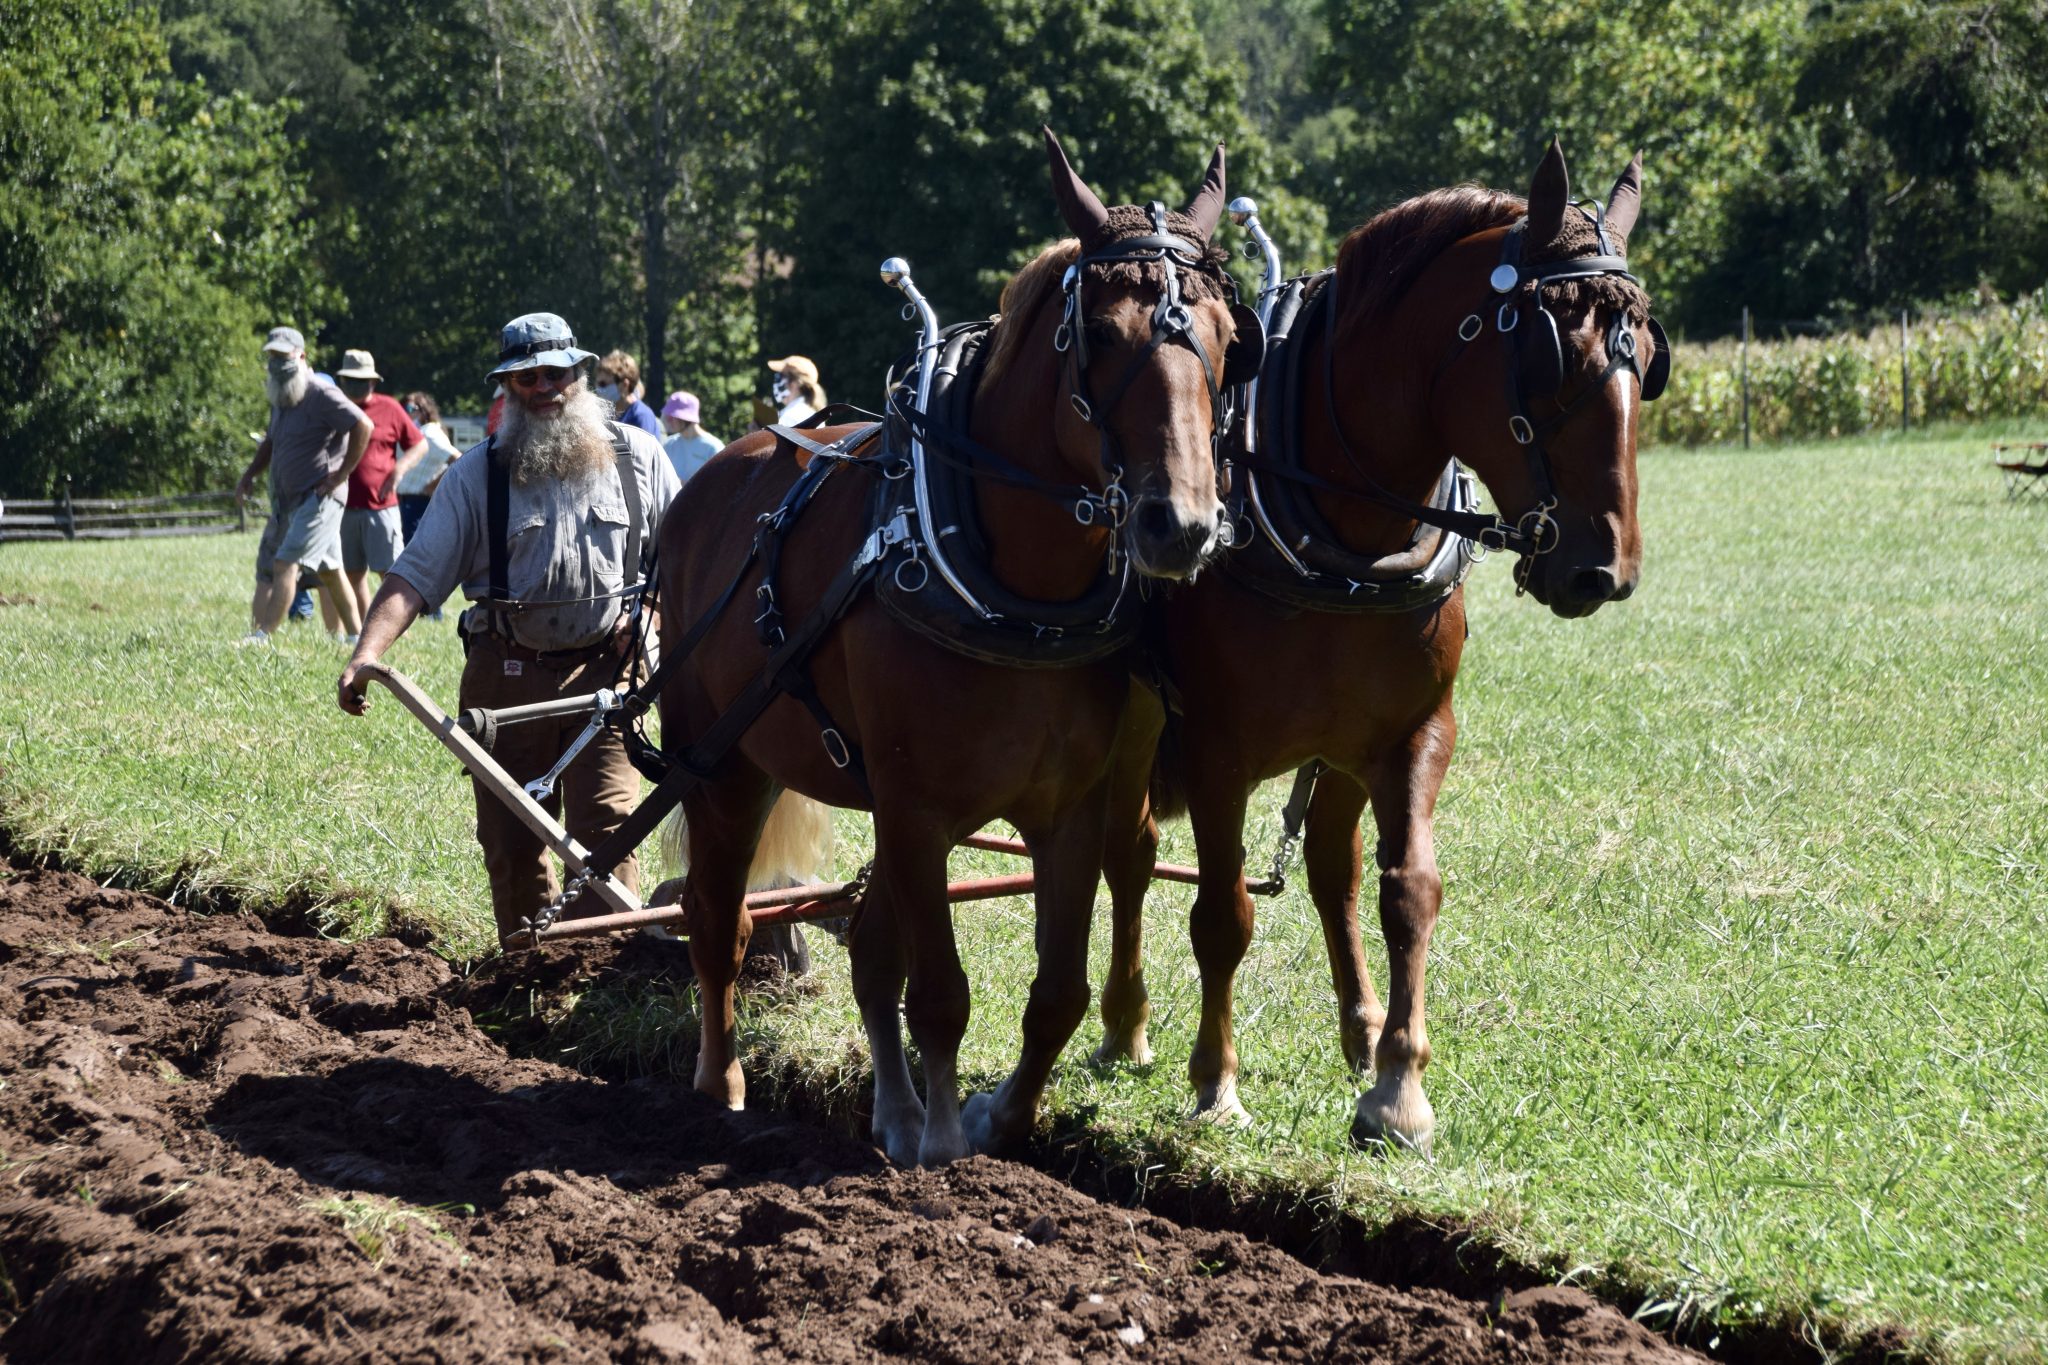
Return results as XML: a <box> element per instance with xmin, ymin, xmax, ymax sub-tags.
<box><xmin>1646</xmin><ymin>295</ymin><xmax>2048</xmax><ymax>446</ymax></box>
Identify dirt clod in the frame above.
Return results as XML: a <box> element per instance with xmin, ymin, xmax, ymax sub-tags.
<box><xmin>0</xmin><ymin>863</ymin><xmax>1703</xmax><ymax>1361</ymax></box>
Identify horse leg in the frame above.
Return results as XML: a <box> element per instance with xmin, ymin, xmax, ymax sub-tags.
<box><xmin>965</xmin><ymin>780</ymin><xmax>1108</xmax><ymax>1151</ymax></box>
<box><xmin>1351</xmin><ymin>708</ymin><xmax>1455</xmax><ymax>1154</ymax></box>
<box><xmin>1096</xmin><ymin>690</ymin><xmax>1163</xmax><ymax>1065</ymax></box>
<box><xmin>1186</xmin><ymin>778</ymin><xmax>1255</xmax><ymax>1124</ymax></box>
<box><xmin>852</xmin><ymin>817</ymin><xmax>969</xmax><ymax>1166</ymax></box>
<box><xmin>847</xmin><ymin>853</ymin><xmax>921</xmax><ymax>1166</ymax></box>
<box><xmin>681</xmin><ymin>774</ymin><xmax>773</xmax><ymax>1108</ymax></box>
<box><xmin>1301</xmin><ymin>769</ymin><xmax>1387</xmax><ymax>1073</ymax></box>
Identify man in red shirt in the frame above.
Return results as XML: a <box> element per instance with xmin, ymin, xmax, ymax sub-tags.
<box><xmin>334</xmin><ymin>349</ymin><xmax>429</xmax><ymax>629</ymax></box>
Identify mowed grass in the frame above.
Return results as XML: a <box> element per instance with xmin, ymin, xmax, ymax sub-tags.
<box><xmin>3</xmin><ymin>422</ymin><xmax>2045</xmax><ymax>1357</ymax></box>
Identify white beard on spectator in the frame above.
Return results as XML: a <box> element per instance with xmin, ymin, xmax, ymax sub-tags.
<box><xmin>498</xmin><ymin>382</ymin><xmax>616</xmax><ymax>485</ymax></box>
<box><xmin>266</xmin><ymin>359</ymin><xmax>311</xmax><ymax>409</ymax></box>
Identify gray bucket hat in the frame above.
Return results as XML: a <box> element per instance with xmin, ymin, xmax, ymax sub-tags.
<box><xmin>486</xmin><ymin>312</ymin><xmax>597</xmax><ymax>380</ymax></box>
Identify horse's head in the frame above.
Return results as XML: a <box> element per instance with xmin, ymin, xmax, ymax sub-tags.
<box><xmin>1032</xmin><ymin>129</ymin><xmax>1255</xmax><ymax>580</ymax></box>
<box><xmin>1425</xmin><ymin>143</ymin><xmax>1664</xmax><ymax>618</ymax></box>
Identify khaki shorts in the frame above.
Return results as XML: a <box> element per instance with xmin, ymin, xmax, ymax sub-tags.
<box><xmin>256</xmin><ymin>489</ymin><xmax>344</xmax><ymax>581</ymax></box>
<box><xmin>341</xmin><ymin>505</ymin><xmax>405</xmax><ymax>574</ymax></box>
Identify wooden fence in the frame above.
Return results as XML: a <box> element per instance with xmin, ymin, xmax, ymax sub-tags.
<box><xmin>1</xmin><ymin>479</ymin><xmax>246</xmax><ymax>543</ymax></box>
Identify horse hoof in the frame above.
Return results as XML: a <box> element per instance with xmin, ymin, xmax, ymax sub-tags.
<box><xmin>919</xmin><ymin>1128</ymin><xmax>971</xmax><ymax>1168</ymax></box>
<box><xmin>872</xmin><ymin>1101</ymin><xmax>926</xmax><ymax>1167</ymax></box>
<box><xmin>1091</xmin><ymin>1028</ymin><xmax>1153</xmax><ymax>1068</ymax></box>
<box><xmin>962</xmin><ymin>1092</ymin><xmax>1000</xmax><ymax>1152</ymax></box>
<box><xmin>1191</xmin><ymin>1083</ymin><xmax>1252</xmax><ymax>1129</ymax></box>
<box><xmin>694</xmin><ymin>1059</ymin><xmax>745</xmax><ymax>1111</ymax></box>
<box><xmin>1351</xmin><ymin>1076</ymin><xmax>1434</xmax><ymax>1156</ymax></box>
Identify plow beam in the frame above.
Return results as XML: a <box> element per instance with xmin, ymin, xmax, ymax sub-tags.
<box><xmin>355</xmin><ymin>663</ymin><xmax>641</xmax><ymax>929</ymax></box>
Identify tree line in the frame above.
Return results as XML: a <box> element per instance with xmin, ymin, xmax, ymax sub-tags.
<box><xmin>8</xmin><ymin>0</ymin><xmax>2046</xmax><ymax>496</ymax></box>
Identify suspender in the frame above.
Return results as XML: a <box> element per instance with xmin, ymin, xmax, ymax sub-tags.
<box><xmin>611</xmin><ymin>422</ymin><xmax>643</xmax><ymax>586</ymax></box>
<box><xmin>482</xmin><ymin>421</ymin><xmax>646</xmax><ymax>636</ymax></box>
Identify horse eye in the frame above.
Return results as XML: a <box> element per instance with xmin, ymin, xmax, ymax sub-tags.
<box><xmin>1083</xmin><ymin>319</ymin><xmax>1118</xmax><ymax>349</ymax></box>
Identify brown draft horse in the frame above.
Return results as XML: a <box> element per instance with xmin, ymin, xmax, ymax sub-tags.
<box><xmin>1095</xmin><ymin>142</ymin><xmax>1658</xmax><ymax>1153</ymax></box>
<box><xmin>659</xmin><ymin>133</ymin><xmax>1245</xmax><ymax>1166</ymax></box>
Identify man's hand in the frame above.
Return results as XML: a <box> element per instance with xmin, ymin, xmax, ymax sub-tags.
<box><xmin>316</xmin><ymin>472</ymin><xmax>347</xmax><ymax>498</ymax></box>
<box><xmin>338</xmin><ymin>657</ymin><xmax>374</xmax><ymax>715</ymax></box>
<box><xmin>338</xmin><ymin>574</ymin><xmax>428</xmax><ymax>714</ymax></box>
<box><xmin>234</xmin><ymin>471</ymin><xmax>255</xmax><ymax>506</ymax></box>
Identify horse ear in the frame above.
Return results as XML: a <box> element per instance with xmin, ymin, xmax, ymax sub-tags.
<box><xmin>1043</xmin><ymin>126</ymin><xmax>1110</xmax><ymax>240</ymax></box>
<box><xmin>1184</xmin><ymin>142</ymin><xmax>1227</xmax><ymax>241</ymax></box>
<box><xmin>1604</xmin><ymin>151</ymin><xmax>1644</xmax><ymax>254</ymax></box>
<box><xmin>1526</xmin><ymin>137</ymin><xmax>1569</xmax><ymax>250</ymax></box>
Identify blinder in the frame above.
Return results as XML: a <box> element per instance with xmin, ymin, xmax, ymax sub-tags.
<box><xmin>1521</xmin><ymin>304</ymin><xmax>1565</xmax><ymax>397</ymax></box>
<box><xmin>1223</xmin><ymin>302</ymin><xmax>1266</xmax><ymax>386</ymax></box>
<box><xmin>1642</xmin><ymin>316</ymin><xmax>1670</xmax><ymax>402</ymax></box>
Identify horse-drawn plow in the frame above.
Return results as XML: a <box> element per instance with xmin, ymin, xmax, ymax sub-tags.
<box><xmin>357</xmin><ymin>660</ymin><xmax>1282</xmax><ymax>949</ymax></box>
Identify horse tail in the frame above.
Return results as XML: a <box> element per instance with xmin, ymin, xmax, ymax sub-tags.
<box><xmin>1148</xmin><ymin>711</ymin><xmax>1189</xmax><ymax>823</ymax></box>
<box><xmin>750</xmin><ymin>790</ymin><xmax>835</xmax><ymax>889</ymax></box>
<box><xmin>659</xmin><ymin>790</ymin><xmax>836</xmax><ymax>892</ymax></box>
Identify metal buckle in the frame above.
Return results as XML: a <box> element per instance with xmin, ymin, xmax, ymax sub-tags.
<box><xmin>1070</xmin><ymin>393</ymin><xmax>1093</xmax><ymax>422</ymax></box>
<box><xmin>821</xmin><ymin>728</ymin><xmax>852</xmax><ymax>769</ymax></box>
<box><xmin>1457</xmin><ymin>314</ymin><xmax>1483</xmax><ymax>341</ymax></box>
<box><xmin>1497</xmin><ymin>302</ymin><xmax>1520</xmax><ymax>332</ymax></box>
<box><xmin>1508</xmin><ymin>414</ymin><xmax>1534</xmax><ymax>445</ymax></box>
<box><xmin>1053</xmin><ymin>321</ymin><xmax>1072</xmax><ymax>353</ymax></box>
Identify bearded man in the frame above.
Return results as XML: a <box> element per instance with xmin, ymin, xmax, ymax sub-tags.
<box><xmin>236</xmin><ymin>326</ymin><xmax>374</xmax><ymax>644</ymax></box>
<box><xmin>337</xmin><ymin>313</ymin><xmax>680</xmax><ymax>948</ymax></box>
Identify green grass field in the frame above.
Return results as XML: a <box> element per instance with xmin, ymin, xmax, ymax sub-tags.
<box><xmin>4</xmin><ymin>422</ymin><xmax>2045</xmax><ymax>1358</ymax></box>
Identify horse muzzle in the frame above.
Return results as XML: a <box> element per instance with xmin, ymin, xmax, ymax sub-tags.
<box><xmin>1529</xmin><ymin>558</ymin><xmax>1637</xmax><ymax>618</ymax></box>
<box><xmin>1127</xmin><ymin>494</ymin><xmax>1221</xmax><ymax>580</ymax></box>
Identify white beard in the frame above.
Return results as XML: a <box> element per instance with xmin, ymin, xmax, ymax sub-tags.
<box><xmin>498</xmin><ymin>383</ymin><xmax>616</xmax><ymax>485</ymax></box>
<box><xmin>266</xmin><ymin>359</ymin><xmax>311</xmax><ymax>409</ymax></box>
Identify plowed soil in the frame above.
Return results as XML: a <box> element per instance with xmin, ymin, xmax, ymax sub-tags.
<box><xmin>0</xmin><ymin>864</ymin><xmax>1702</xmax><ymax>1363</ymax></box>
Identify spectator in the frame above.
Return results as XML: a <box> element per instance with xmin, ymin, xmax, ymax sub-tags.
<box><xmin>235</xmin><ymin>327</ymin><xmax>372</xmax><ymax>646</ymax></box>
<box><xmin>767</xmin><ymin>355</ymin><xmax>825</xmax><ymax>425</ymax></box>
<box><xmin>396</xmin><ymin>390</ymin><xmax>461</xmax><ymax>544</ymax></box>
<box><xmin>337</xmin><ymin>312</ymin><xmax>680</xmax><ymax>948</ymax></box>
<box><xmin>659</xmin><ymin>390</ymin><xmax>723</xmax><ymax>483</ymax></box>
<box><xmin>594</xmin><ymin>350</ymin><xmax>663</xmax><ymax>436</ymax></box>
<box><xmin>334</xmin><ymin>350</ymin><xmax>427</xmax><ymax>628</ymax></box>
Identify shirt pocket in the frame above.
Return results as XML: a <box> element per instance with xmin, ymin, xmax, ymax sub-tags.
<box><xmin>586</xmin><ymin>500</ymin><xmax>632</xmax><ymax>595</ymax></box>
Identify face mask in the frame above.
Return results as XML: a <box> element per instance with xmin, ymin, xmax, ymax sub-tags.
<box><xmin>267</xmin><ymin>354</ymin><xmax>298</xmax><ymax>377</ymax></box>
<box><xmin>772</xmin><ymin>376</ymin><xmax>792</xmax><ymax>405</ymax></box>
<box><xmin>595</xmin><ymin>382</ymin><xmax>620</xmax><ymax>403</ymax></box>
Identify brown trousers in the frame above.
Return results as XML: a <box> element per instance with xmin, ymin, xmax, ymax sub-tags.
<box><xmin>459</xmin><ymin>632</ymin><xmax>641</xmax><ymax>946</ymax></box>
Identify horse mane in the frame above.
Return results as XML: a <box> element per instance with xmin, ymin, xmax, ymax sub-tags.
<box><xmin>1335</xmin><ymin>184</ymin><xmax>1649</xmax><ymax>326</ymax></box>
<box><xmin>981</xmin><ymin>238</ymin><xmax>1081</xmax><ymax>393</ymax></box>
<box><xmin>1334</xmin><ymin>186</ymin><xmax>1524</xmax><ymax>324</ymax></box>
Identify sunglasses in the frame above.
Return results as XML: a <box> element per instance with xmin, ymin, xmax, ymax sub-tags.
<box><xmin>507</xmin><ymin>366</ymin><xmax>575</xmax><ymax>391</ymax></box>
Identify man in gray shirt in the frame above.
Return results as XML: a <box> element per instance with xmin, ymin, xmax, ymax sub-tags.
<box><xmin>336</xmin><ymin>313</ymin><xmax>679</xmax><ymax>947</ymax></box>
<box><xmin>235</xmin><ymin>326</ymin><xmax>374</xmax><ymax>644</ymax></box>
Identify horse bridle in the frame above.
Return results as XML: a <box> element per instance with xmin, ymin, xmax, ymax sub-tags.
<box><xmin>1313</xmin><ymin>201</ymin><xmax>1668</xmax><ymax>571</ymax></box>
<box><xmin>1053</xmin><ymin>202</ymin><xmax>1245</xmax><ymax>531</ymax></box>
<box><xmin>1457</xmin><ymin>202</ymin><xmax>1669</xmax><ymax>577</ymax></box>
